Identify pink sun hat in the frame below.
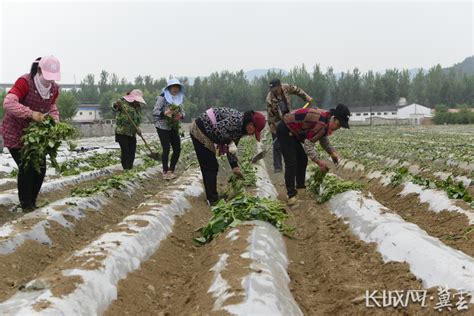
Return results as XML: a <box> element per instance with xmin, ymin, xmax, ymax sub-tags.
<box><xmin>123</xmin><ymin>89</ymin><xmax>147</xmax><ymax>105</ymax></box>
<box><xmin>38</xmin><ymin>55</ymin><xmax>61</xmax><ymax>81</ymax></box>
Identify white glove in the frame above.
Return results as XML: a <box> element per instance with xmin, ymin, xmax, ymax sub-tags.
<box><xmin>228</xmin><ymin>141</ymin><xmax>238</xmax><ymax>154</ymax></box>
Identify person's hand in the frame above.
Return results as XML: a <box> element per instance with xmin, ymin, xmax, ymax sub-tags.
<box><xmin>31</xmin><ymin>111</ymin><xmax>45</xmax><ymax>122</ymax></box>
<box><xmin>331</xmin><ymin>152</ymin><xmax>340</xmax><ymax>165</ymax></box>
<box><xmin>136</xmin><ymin>128</ymin><xmax>142</xmax><ymax>136</ymax></box>
<box><xmin>175</xmin><ymin>113</ymin><xmax>183</xmax><ymax>120</ymax></box>
<box><xmin>307</xmin><ymin>97</ymin><xmax>314</xmax><ymax>103</ymax></box>
<box><xmin>113</xmin><ymin>101</ymin><xmax>122</xmax><ymax>110</ymax></box>
<box><xmin>318</xmin><ymin>161</ymin><xmax>330</xmax><ymax>173</ymax></box>
<box><xmin>165</xmin><ymin>109</ymin><xmax>173</xmax><ymax>117</ymax></box>
<box><xmin>232</xmin><ymin>167</ymin><xmax>243</xmax><ymax>178</ymax></box>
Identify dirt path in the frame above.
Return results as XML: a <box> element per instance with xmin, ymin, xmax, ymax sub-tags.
<box><xmin>104</xmin><ymin>171</ymin><xmax>239</xmax><ymax>316</ymax></box>
<box><xmin>104</xmin><ymin>196</ymin><xmax>221</xmax><ymax>316</ymax></box>
<box><xmin>0</xmin><ymin>170</ymin><xmax>123</xmax><ymax>226</ymax></box>
<box><xmin>0</xmin><ymin>172</ymin><xmax>170</xmax><ymax>302</ymax></box>
<box><xmin>265</xmin><ymin>157</ymin><xmax>471</xmax><ymax>315</ymax></box>
<box><xmin>332</xmin><ymin>167</ymin><xmax>474</xmax><ymax>259</ymax></box>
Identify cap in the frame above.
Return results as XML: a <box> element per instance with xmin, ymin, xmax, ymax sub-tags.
<box><xmin>330</xmin><ymin>104</ymin><xmax>350</xmax><ymax>129</ymax></box>
<box><xmin>269</xmin><ymin>78</ymin><xmax>281</xmax><ymax>89</ymax></box>
<box><xmin>38</xmin><ymin>55</ymin><xmax>61</xmax><ymax>81</ymax></box>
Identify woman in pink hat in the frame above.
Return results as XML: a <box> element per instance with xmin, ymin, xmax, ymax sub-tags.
<box><xmin>1</xmin><ymin>55</ymin><xmax>61</xmax><ymax>212</ymax></box>
<box><xmin>112</xmin><ymin>89</ymin><xmax>146</xmax><ymax>170</ymax></box>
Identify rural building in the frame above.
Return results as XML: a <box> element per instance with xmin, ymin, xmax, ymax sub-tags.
<box><xmin>72</xmin><ymin>104</ymin><xmax>102</xmax><ymax>123</ymax></box>
<box><xmin>349</xmin><ymin>103</ymin><xmax>433</xmax><ymax>123</ymax></box>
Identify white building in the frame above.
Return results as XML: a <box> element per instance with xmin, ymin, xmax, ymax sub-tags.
<box><xmin>73</xmin><ymin>104</ymin><xmax>102</xmax><ymax>123</ymax></box>
<box><xmin>349</xmin><ymin>105</ymin><xmax>399</xmax><ymax>122</ymax></box>
<box><xmin>396</xmin><ymin>103</ymin><xmax>433</xmax><ymax>119</ymax></box>
<box><xmin>349</xmin><ymin>103</ymin><xmax>433</xmax><ymax>122</ymax></box>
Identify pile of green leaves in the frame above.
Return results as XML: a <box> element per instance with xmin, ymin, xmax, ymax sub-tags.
<box><xmin>308</xmin><ymin>166</ymin><xmax>362</xmax><ymax>203</ymax></box>
<box><xmin>21</xmin><ymin>116</ymin><xmax>77</xmax><ymax>173</ymax></box>
<box><xmin>194</xmin><ymin>193</ymin><xmax>292</xmax><ymax>245</ymax></box>
<box><xmin>165</xmin><ymin>105</ymin><xmax>181</xmax><ymax>131</ymax></box>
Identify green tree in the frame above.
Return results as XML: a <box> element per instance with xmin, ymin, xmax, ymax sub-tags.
<box><xmin>56</xmin><ymin>90</ymin><xmax>78</xmax><ymax>121</ymax></box>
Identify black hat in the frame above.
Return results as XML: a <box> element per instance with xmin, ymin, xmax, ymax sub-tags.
<box><xmin>330</xmin><ymin>104</ymin><xmax>351</xmax><ymax>129</ymax></box>
<box><xmin>269</xmin><ymin>78</ymin><xmax>281</xmax><ymax>89</ymax></box>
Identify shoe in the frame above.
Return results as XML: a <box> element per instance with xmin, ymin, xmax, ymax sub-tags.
<box><xmin>162</xmin><ymin>171</ymin><xmax>171</xmax><ymax>180</ymax></box>
<box><xmin>296</xmin><ymin>187</ymin><xmax>307</xmax><ymax>195</ymax></box>
<box><xmin>287</xmin><ymin>196</ymin><xmax>299</xmax><ymax>207</ymax></box>
<box><xmin>168</xmin><ymin>172</ymin><xmax>177</xmax><ymax>180</ymax></box>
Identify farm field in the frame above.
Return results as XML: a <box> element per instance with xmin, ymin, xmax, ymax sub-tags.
<box><xmin>0</xmin><ymin>126</ymin><xmax>473</xmax><ymax>315</ymax></box>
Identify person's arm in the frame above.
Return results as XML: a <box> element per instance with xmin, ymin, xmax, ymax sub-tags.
<box><xmin>3</xmin><ymin>78</ymin><xmax>34</xmax><ymax>119</ymax></box>
<box><xmin>319</xmin><ymin>136</ymin><xmax>335</xmax><ymax>155</ymax></box>
<box><xmin>152</xmin><ymin>96</ymin><xmax>167</xmax><ymax>118</ymax></box>
<box><xmin>177</xmin><ymin>104</ymin><xmax>185</xmax><ymax>120</ymax></box>
<box><xmin>112</xmin><ymin>99</ymin><xmax>122</xmax><ymax>112</ymax></box>
<box><xmin>266</xmin><ymin>93</ymin><xmax>279</xmax><ymax>134</ymax></box>
<box><xmin>287</xmin><ymin>84</ymin><xmax>312</xmax><ymax>103</ymax></box>
<box><xmin>320</xmin><ymin>136</ymin><xmax>341</xmax><ymax>164</ymax></box>
<box><xmin>303</xmin><ymin>123</ymin><xmax>330</xmax><ymax>169</ymax></box>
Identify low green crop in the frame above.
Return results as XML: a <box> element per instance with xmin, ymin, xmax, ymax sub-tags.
<box><xmin>308</xmin><ymin>166</ymin><xmax>362</xmax><ymax>203</ymax></box>
<box><xmin>20</xmin><ymin>116</ymin><xmax>77</xmax><ymax>173</ymax></box>
<box><xmin>71</xmin><ymin>156</ymin><xmax>157</xmax><ymax>197</ymax></box>
<box><xmin>194</xmin><ymin>193</ymin><xmax>293</xmax><ymax>245</ymax></box>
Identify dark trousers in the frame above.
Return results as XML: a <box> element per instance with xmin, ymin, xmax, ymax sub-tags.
<box><xmin>9</xmin><ymin>148</ymin><xmax>46</xmax><ymax>210</ymax></box>
<box><xmin>276</xmin><ymin>122</ymin><xmax>308</xmax><ymax>198</ymax></box>
<box><xmin>191</xmin><ymin>135</ymin><xmax>219</xmax><ymax>204</ymax></box>
<box><xmin>157</xmin><ymin>128</ymin><xmax>181</xmax><ymax>172</ymax></box>
<box><xmin>272</xmin><ymin>133</ymin><xmax>283</xmax><ymax>171</ymax></box>
<box><xmin>115</xmin><ymin>134</ymin><xmax>137</xmax><ymax>170</ymax></box>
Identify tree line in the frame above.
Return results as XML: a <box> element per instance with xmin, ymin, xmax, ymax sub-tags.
<box><xmin>1</xmin><ymin>63</ymin><xmax>473</xmax><ymax>124</ymax></box>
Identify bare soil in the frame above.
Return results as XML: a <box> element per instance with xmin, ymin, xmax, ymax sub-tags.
<box><xmin>267</xmin><ymin>158</ymin><xmax>473</xmax><ymax>315</ymax></box>
<box><xmin>0</xmin><ymin>172</ymin><xmax>168</xmax><ymax>302</ymax></box>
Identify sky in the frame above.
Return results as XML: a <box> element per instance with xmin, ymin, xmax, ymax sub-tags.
<box><xmin>0</xmin><ymin>0</ymin><xmax>473</xmax><ymax>83</ymax></box>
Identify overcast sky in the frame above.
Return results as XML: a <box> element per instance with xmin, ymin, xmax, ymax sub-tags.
<box><xmin>0</xmin><ymin>0</ymin><xmax>473</xmax><ymax>83</ymax></box>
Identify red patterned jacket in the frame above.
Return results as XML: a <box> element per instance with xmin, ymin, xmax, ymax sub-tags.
<box><xmin>2</xmin><ymin>74</ymin><xmax>59</xmax><ymax>148</ymax></box>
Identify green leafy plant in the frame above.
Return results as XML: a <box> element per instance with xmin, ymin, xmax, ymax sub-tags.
<box><xmin>71</xmin><ymin>156</ymin><xmax>157</xmax><ymax>197</ymax></box>
<box><xmin>166</xmin><ymin>105</ymin><xmax>182</xmax><ymax>131</ymax></box>
<box><xmin>194</xmin><ymin>193</ymin><xmax>292</xmax><ymax>245</ymax></box>
<box><xmin>308</xmin><ymin>166</ymin><xmax>362</xmax><ymax>203</ymax></box>
<box><xmin>20</xmin><ymin>116</ymin><xmax>77</xmax><ymax>173</ymax></box>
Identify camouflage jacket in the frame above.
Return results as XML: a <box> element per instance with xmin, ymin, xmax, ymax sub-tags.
<box><xmin>265</xmin><ymin>83</ymin><xmax>311</xmax><ymax>134</ymax></box>
<box><xmin>112</xmin><ymin>98</ymin><xmax>142</xmax><ymax>137</ymax></box>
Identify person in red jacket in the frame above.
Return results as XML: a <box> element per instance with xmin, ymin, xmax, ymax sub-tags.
<box><xmin>2</xmin><ymin>56</ymin><xmax>61</xmax><ymax>212</ymax></box>
<box><xmin>277</xmin><ymin>104</ymin><xmax>350</xmax><ymax>204</ymax></box>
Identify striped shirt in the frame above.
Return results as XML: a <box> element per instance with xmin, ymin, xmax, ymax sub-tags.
<box><xmin>283</xmin><ymin>108</ymin><xmax>335</xmax><ymax>162</ymax></box>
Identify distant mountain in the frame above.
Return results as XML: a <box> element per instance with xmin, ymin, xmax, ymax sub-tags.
<box><xmin>444</xmin><ymin>56</ymin><xmax>474</xmax><ymax>75</ymax></box>
<box><xmin>244</xmin><ymin>68</ymin><xmax>288</xmax><ymax>81</ymax></box>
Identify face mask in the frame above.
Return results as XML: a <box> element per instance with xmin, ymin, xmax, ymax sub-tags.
<box><xmin>39</xmin><ymin>74</ymin><xmax>53</xmax><ymax>86</ymax></box>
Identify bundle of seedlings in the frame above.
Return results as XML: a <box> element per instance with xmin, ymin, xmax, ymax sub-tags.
<box><xmin>20</xmin><ymin>116</ymin><xmax>76</xmax><ymax>173</ymax></box>
<box><xmin>165</xmin><ymin>104</ymin><xmax>182</xmax><ymax>132</ymax></box>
